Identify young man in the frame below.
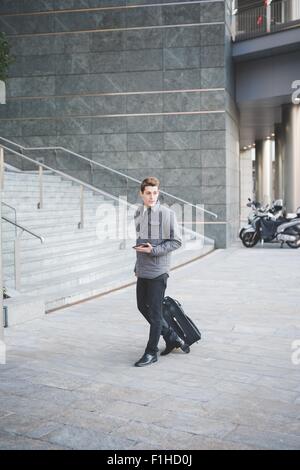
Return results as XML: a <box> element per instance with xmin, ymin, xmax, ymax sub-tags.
<box><xmin>133</xmin><ymin>176</ymin><xmax>190</xmax><ymax>367</ymax></box>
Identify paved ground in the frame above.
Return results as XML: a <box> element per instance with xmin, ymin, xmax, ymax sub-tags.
<box><xmin>0</xmin><ymin>245</ymin><xmax>300</xmax><ymax>450</ymax></box>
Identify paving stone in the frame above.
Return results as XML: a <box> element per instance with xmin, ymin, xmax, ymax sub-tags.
<box><xmin>112</xmin><ymin>421</ymin><xmax>196</xmax><ymax>449</ymax></box>
<box><xmin>75</xmin><ymin>382</ymin><xmax>163</xmax><ymax>405</ymax></box>
<box><xmin>153</xmin><ymin>412</ymin><xmax>238</xmax><ymax>439</ymax></box>
<box><xmin>179</xmin><ymin>434</ymin><xmax>255</xmax><ymax>450</ymax></box>
<box><xmin>224</xmin><ymin>425</ymin><xmax>300</xmax><ymax>450</ymax></box>
<box><xmin>40</xmin><ymin>424</ymin><xmax>137</xmax><ymax>450</ymax></box>
<box><xmin>53</xmin><ymin>408</ymin><xmax>128</xmax><ymax>434</ymax></box>
<box><xmin>0</xmin><ymin>430</ymin><xmax>67</xmax><ymax>450</ymax></box>
<box><xmin>0</xmin><ymin>414</ymin><xmax>62</xmax><ymax>440</ymax></box>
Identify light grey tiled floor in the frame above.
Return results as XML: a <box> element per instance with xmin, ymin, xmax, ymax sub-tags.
<box><xmin>1</xmin><ymin>245</ymin><xmax>300</xmax><ymax>449</ymax></box>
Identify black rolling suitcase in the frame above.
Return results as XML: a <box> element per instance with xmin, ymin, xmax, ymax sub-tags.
<box><xmin>162</xmin><ymin>296</ymin><xmax>201</xmax><ymax>346</ymax></box>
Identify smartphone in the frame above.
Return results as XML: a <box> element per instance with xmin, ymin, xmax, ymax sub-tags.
<box><xmin>132</xmin><ymin>243</ymin><xmax>149</xmax><ymax>249</ymax></box>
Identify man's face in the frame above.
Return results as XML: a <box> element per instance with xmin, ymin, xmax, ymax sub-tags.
<box><xmin>140</xmin><ymin>186</ymin><xmax>159</xmax><ymax>208</ymax></box>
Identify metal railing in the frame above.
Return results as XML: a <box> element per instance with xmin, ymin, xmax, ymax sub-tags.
<box><xmin>0</xmin><ymin>137</ymin><xmax>219</xmax><ymax>290</ymax></box>
<box><xmin>1</xmin><ymin>214</ymin><xmax>44</xmax><ymax>291</ymax></box>
<box><xmin>2</xmin><ymin>216</ymin><xmax>44</xmax><ymax>244</ymax></box>
<box><xmin>232</xmin><ymin>0</ymin><xmax>300</xmax><ymax>41</ymax></box>
<box><xmin>1</xmin><ymin>202</ymin><xmax>17</xmax><ymax>290</ymax></box>
<box><xmin>0</xmin><ymin>143</ymin><xmax>133</xmax><ymax>229</ymax></box>
<box><xmin>2</xmin><ymin>202</ymin><xmax>17</xmax><ymax>234</ymax></box>
<box><xmin>0</xmin><ymin>136</ymin><xmax>218</xmax><ymax>220</ymax></box>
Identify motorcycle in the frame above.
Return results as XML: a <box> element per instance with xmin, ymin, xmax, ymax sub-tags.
<box><xmin>239</xmin><ymin>198</ymin><xmax>283</xmax><ymax>241</ymax></box>
<box><xmin>241</xmin><ymin>204</ymin><xmax>300</xmax><ymax>249</ymax></box>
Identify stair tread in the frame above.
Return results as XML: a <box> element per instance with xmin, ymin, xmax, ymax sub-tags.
<box><xmin>44</xmin><ymin>268</ymin><xmax>136</xmax><ymax>307</ymax></box>
<box><xmin>7</xmin><ymin>251</ymin><xmax>135</xmax><ymax>281</ymax></box>
<box><xmin>3</xmin><ymin>240</ymin><xmax>124</xmax><ymax>264</ymax></box>
<box><xmin>20</xmin><ymin>254</ymin><xmax>135</xmax><ymax>289</ymax></box>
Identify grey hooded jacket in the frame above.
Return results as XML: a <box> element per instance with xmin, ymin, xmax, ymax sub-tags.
<box><xmin>134</xmin><ymin>201</ymin><xmax>182</xmax><ymax>279</ymax></box>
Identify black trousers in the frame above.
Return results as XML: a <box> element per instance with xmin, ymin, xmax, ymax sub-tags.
<box><xmin>136</xmin><ymin>274</ymin><xmax>172</xmax><ymax>355</ymax></box>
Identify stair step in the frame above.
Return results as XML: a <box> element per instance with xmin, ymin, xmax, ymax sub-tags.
<box><xmin>2</xmin><ymin>199</ymin><xmax>113</xmax><ymax>209</ymax></box>
<box><xmin>3</xmin><ymin>240</ymin><xmax>122</xmax><ymax>267</ymax></box>
<box><xmin>10</xmin><ymin>255</ymin><xmax>136</xmax><ymax>294</ymax></box>
<box><xmin>2</xmin><ymin>193</ymin><xmax>111</xmax><ymax>201</ymax></box>
<box><xmin>2</xmin><ymin>194</ymin><xmax>107</xmax><ymax>204</ymax></box>
<box><xmin>2</xmin><ymin>235</ymin><xmax>130</xmax><ymax>257</ymax></box>
<box><xmin>2</xmin><ymin>239</ymin><xmax>121</xmax><ymax>265</ymax></box>
<box><xmin>2</xmin><ymin>232</ymin><xmax>124</xmax><ymax>252</ymax></box>
<box><xmin>2</xmin><ymin>205</ymin><xmax>106</xmax><ymax>217</ymax></box>
<box><xmin>44</xmin><ymin>267</ymin><xmax>136</xmax><ymax>311</ymax></box>
<box><xmin>4</xmin><ymin>174</ymin><xmax>64</xmax><ymax>182</ymax></box>
<box><xmin>2</xmin><ymin>237</ymin><xmax>133</xmax><ymax>256</ymax></box>
<box><xmin>3</xmin><ymin>184</ymin><xmax>75</xmax><ymax>192</ymax></box>
<box><xmin>4</xmin><ymin>249</ymin><xmax>135</xmax><ymax>284</ymax></box>
<box><xmin>2</xmin><ymin>217</ymin><xmax>104</xmax><ymax>230</ymax></box>
<box><xmin>9</xmin><ymin>208</ymin><xmax>108</xmax><ymax>222</ymax></box>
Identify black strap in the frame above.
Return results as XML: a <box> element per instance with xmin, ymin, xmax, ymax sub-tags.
<box><xmin>147</xmin><ymin>207</ymin><xmax>151</xmax><ymax>239</ymax></box>
<box><xmin>159</xmin><ymin>210</ymin><xmax>162</xmax><ymax>239</ymax></box>
<box><xmin>170</xmin><ymin>211</ymin><xmax>174</xmax><ymax>239</ymax></box>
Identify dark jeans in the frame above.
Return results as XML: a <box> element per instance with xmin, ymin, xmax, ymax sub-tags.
<box><xmin>136</xmin><ymin>274</ymin><xmax>171</xmax><ymax>355</ymax></box>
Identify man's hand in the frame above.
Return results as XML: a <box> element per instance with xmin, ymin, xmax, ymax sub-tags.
<box><xmin>134</xmin><ymin>242</ymin><xmax>153</xmax><ymax>254</ymax></box>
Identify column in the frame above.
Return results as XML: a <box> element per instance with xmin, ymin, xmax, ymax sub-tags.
<box><xmin>255</xmin><ymin>140</ymin><xmax>263</xmax><ymax>203</ymax></box>
<box><xmin>255</xmin><ymin>139</ymin><xmax>273</xmax><ymax>205</ymax></box>
<box><xmin>274</xmin><ymin>124</ymin><xmax>284</xmax><ymax>200</ymax></box>
<box><xmin>262</xmin><ymin>138</ymin><xmax>273</xmax><ymax>205</ymax></box>
<box><xmin>240</xmin><ymin>148</ymin><xmax>254</xmax><ymax>223</ymax></box>
<box><xmin>282</xmin><ymin>103</ymin><xmax>300</xmax><ymax>212</ymax></box>
<box><xmin>0</xmin><ymin>80</ymin><xmax>6</xmax><ymax>104</ymax></box>
<box><xmin>288</xmin><ymin>0</ymin><xmax>300</xmax><ymax>21</ymax></box>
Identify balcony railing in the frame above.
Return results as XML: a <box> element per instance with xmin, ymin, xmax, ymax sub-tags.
<box><xmin>232</xmin><ymin>0</ymin><xmax>300</xmax><ymax>41</ymax></box>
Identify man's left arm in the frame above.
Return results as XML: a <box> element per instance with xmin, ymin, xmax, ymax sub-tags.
<box><xmin>150</xmin><ymin>210</ymin><xmax>182</xmax><ymax>257</ymax></box>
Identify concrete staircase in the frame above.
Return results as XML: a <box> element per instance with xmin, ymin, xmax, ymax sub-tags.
<box><xmin>2</xmin><ymin>170</ymin><xmax>214</xmax><ymax>312</ymax></box>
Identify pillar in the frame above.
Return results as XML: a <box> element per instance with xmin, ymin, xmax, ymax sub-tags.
<box><xmin>255</xmin><ymin>140</ymin><xmax>263</xmax><ymax>203</ymax></box>
<box><xmin>287</xmin><ymin>0</ymin><xmax>300</xmax><ymax>21</ymax></box>
<box><xmin>274</xmin><ymin>124</ymin><xmax>284</xmax><ymax>200</ymax></box>
<box><xmin>282</xmin><ymin>103</ymin><xmax>300</xmax><ymax>212</ymax></box>
<box><xmin>255</xmin><ymin>139</ymin><xmax>273</xmax><ymax>205</ymax></box>
<box><xmin>240</xmin><ymin>148</ymin><xmax>254</xmax><ymax>223</ymax></box>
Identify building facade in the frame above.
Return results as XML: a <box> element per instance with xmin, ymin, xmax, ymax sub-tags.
<box><xmin>1</xmin><ymin>0</ymin><xmax>300</xmax><ymax>248</ymax></box>
<box><xmin>0</xmin><ymin>0</ymin><xmax>240</xmax><ymax>248</ymax></box>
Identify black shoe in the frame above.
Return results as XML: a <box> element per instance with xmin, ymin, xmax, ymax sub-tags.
<box><xmin>161</xmin><ymin>337</ymin><xmax>190</xmax><ymax>356</ymax></box>
<box><xmin>134</xmin><ymin>353</ymin><xmax>158</xmax><ymax>367</ymax></box>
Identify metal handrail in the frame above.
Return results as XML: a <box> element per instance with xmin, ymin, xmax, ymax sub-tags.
<box><xmin>1</xmin><ymin>201</ymin><xmax>17</xmax><ymax>237</ymax></box>
<box><xmin>0</xmin><ymin>145</ymin><xmax>218</xmax><ymax>241</ymax></box>
<box><xmin>2</xmin><ymin>215</ymin><xmax>44</xmax><ymax>243</ymax></box>
<box><xmin>0</xmin><ymin>143</ymin><xmax>132</xmax><ymax>206</ymax></box>
<box><xmin>0</xmin><ymin>136</ymin><xmax>218</xmax><ymax>219</ymax></box>
<box><xmin>2</xmin><ymin>214</ymin><xmax>44</xmax><ymax>291</ymax></box>
<box><xmin>1</xmin><ymin>201</ymin><xmax>17</xmax><ymax>219</ymax></box>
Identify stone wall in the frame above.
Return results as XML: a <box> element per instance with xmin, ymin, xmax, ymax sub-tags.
<box><xmin>0</xmin><ymin>0</ymin><xmax>239</xmax><ymax>247</ymax></box>
<box><xmin>0</xmin><ymin>147</ymin><xmax>4</xmax><ymax>363</ymax></box>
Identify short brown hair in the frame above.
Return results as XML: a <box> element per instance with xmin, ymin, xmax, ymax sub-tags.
<box><xmin>140</xmin><ymin>176</ymin><xmax>160</xmax><ymax>193</ymax></box>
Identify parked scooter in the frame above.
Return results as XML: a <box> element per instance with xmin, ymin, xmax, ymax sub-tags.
<box><xmin>240</xmin><ymin>202</ymin><xmax>300</xmax><ymax>248</ymax></box>
<box><xmin>239</xmin><ymin>198</ymin><xmax>283</xmax><ymax>241</ymax></box>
